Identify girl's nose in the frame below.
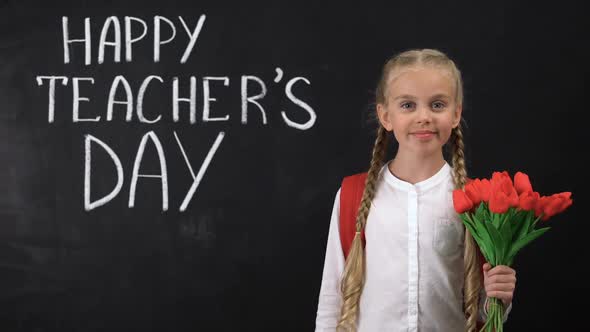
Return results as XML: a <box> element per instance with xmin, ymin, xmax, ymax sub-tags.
<box><xmin>416</xmin><ymin>106</ymin><xmax>432</xmax><ymax>123</ymax></box>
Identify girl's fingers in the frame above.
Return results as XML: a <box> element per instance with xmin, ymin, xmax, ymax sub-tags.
<box><xmin>484</xmin><ymin>274</ymin><xmax>517</xmax><ymax>287</ymax></box>
<box><xmin>485</xmin><ymin>282</ymin><xmax>516</xmax><ymax>292</ymax></box>
<box><xmin>487</xmin><ymin>266</ymin><xmax>516</xmax><ymax>277</ymax></box>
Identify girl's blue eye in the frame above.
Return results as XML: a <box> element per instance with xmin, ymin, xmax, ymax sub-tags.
<box><xmin>433</xmin><ymin>102</ymin><xmax>445</xmax><ymax>110</ymax></box>
<box><xmin>400</xmin><ymin>101</ymin><xmax>445</xmax><ymax>110</ymax></box>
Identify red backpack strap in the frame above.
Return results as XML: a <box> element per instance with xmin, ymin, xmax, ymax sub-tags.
<box><xmin>339</xmin><ymin>172</ymin><xmax>368</xmax><ymax>259</ymax></box>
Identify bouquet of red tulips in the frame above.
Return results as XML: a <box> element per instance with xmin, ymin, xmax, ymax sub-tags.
<box><xmin>453</xmin><ymin>171</ymin><xmax>573</xmax><ymax>332</ymax></box>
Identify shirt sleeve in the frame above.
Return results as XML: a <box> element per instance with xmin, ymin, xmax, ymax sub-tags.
<box><xmin>315</xmin><ymin>188</ymin><xmax>346</xmax><ymax>332</ymax></box>
<box><xmin>478</xmin><ymin>287</ymin><xmax>513</xmax><ymax>323</ymax></box>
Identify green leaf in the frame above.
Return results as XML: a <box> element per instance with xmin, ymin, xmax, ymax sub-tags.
<box><xmin>462</xmin><ymin>219</ymin><xmax>492</xmax><ymax>262</ymax></box>
<box><xmin>509</xmin><ymin>206</ymin><xmax>518</xmax><ymax>218</ymax></box>
<box><xmin>492</xmin><ymin>212</ymin><xmax>502</xmax><ymax>229</ymax></box>
<box><xmin>483</xmin><ymin>203</ymin><xmax>491</xmax><ymax>223</ymax></box>
<box><xmin>509</xmin><ymin>210</ymin><xmax>529</xmax><ymax>242</ymax></box>
<box><xmin>484</xmin><ymin>221</ymin><xmax>506</xmax><ymax>265</ymax></box>
<box><xmin>514</xmin><ymin>210</ymin><xmax>535</xmax><ymax>242</ymax></box>
<box><xmin>463</xmin><ymin>213</ymin><xmax>492</xmax><ymax>260</ymax></box>
<box><xmin>460</xmin><ymin>215</ymin><xmax>478</xmax><ymax>239</ymax></box>
<box><xmin>499</xmin><ymin>216</ymin><xmax>512</xmax><ymax>252</ymax></box>
<box><xmin>460</xmin><ymin>213</ymin><xmax>475</xmax><ymax>231</ymax></box>
<box><xmin>506</xmin><ymin>227</ymin><xmax>551</xmax><ymax>263</ymax></box>
<box><xmin>481</xmin><ymin>226</ymin><xmax>495</xmax><ymax>264</ymax></box>
<box><xmin>469</xmin><ymin>213</ymin><xmax>495</xmax><ymax>262</ymax></box>
<box><xmin>475</xmin><ymin>202</ymin><xmax>487</xmax><ymax>221</ymax></box>
<box><xmin>462</xmin><ymin>221</ymin><xmax>481</xmax><ymax>243</ymax></box>
<box><xmin>529</xmin><ymin>214</ymin><xmax>543</xmax><ymax>232</ymax></box>
<box><xmin>515</xmin><ymin>209</ymin><xmax>529</xmax><ymax>222</ymax></box>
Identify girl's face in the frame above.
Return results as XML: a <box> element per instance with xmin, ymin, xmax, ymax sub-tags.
<box><xmin>377</xmin><ymin>65</ymin><xmax>462</xmax><ymax>157</ymax></box>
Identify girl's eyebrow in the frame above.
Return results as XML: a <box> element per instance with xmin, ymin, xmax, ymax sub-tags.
<box><xmin>393</xmin><ymin>93</ymin><xmax>451</xmax><ymax>100</ymax></box>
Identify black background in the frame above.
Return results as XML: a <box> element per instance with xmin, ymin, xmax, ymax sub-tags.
<box><xmin>1</xmin><ymin>0</ymin><xmax>588</xmax><ymax>331</ymax></box>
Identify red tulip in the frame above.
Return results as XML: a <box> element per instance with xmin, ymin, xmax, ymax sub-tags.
<box><xmin>464</xmin><ymin>181</ymin><xmax>482</xmax><ymax>206</ymax></box>
<box><xmin>491</xmin><ymin>172</ymin><xmax>519</xmax><ymax>208</ymax></box>
<box><xmin>489</xmin><ymin>190</ymin><xmax>511</xmax><ymax>213</ymax></box>
<box><xmin>518</xmin><ymin>191</ymin><xmax>539</xmax><ymax>211</ymax></box>
<box><xmin>453</xmin><ymin>189</ymin><xmax>473</xmax><ymax>214</ymax></box>
<box><xmin>492</xmin><ymin>171</ymin><xmax>513</xmax><ymax>187</ymax></box>
<box><xmin>557</xmin><ymin>192</ymin><xmax>574</xmax><ymax>212</ymax></box>
<box><xmin>514</xmin><ymin>172</ymin><xmax>533</xmax><ymax>195</ymax></box>
<box><xmin>476</xmin><ymin>178</ymin><xmax>492</xmax><ymax>202</ymax></box>
<box><xmin>542</xmin><ymin>192</ymin><xmax>573</xmax><ymax>220</ymax></box>
<box><xmin>534</xmin><ymin>195</ymin><xmax>551</xmax><ymax>219</ymax></box>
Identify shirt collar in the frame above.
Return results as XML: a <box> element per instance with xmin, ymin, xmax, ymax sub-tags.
<box><xmin>381</xmin><ymin>159</ymin><xmax>451</xmax><ymax>193</ymax></box>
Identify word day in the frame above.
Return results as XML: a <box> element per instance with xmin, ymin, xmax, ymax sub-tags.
<box><xmin>85</xmin><ymin>130</ymin><xmax>224</xmax><ymax>212</ymax></box>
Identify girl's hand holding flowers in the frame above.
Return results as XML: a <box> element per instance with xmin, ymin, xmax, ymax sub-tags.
<box><xmin>483</xmin><ymin>263</ymin><xmax>516</xmax><ymax>309</ymax></box>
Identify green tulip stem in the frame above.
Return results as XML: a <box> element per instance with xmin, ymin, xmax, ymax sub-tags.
<box><xmin>478</xmin><ymin>296</ymin><xmax>505</xmax><ymax>332</ymax></box>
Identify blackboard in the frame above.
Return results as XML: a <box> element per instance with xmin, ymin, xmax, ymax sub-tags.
<box><xmin>1</xmin><ymin>1</ymin><xmax>588</xmax><ymax>331</ymax></box>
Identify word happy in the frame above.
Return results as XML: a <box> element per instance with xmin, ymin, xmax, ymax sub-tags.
<box><xmin>61</xmin><ymin>15</ymin><xmax>206</xmax><ymax>64</ymax></box>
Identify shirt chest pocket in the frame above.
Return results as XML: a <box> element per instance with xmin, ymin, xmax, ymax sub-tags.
<box><xmin>433</xmin><ymin>217</ymin><xmax>462</xmax><ymax>256</ymax></box>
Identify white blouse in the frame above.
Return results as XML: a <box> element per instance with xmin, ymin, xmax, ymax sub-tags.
<box><xmin>315</xmin><ymin>161</ymin><xmax>512</xmax><ymax>331</ymax></box>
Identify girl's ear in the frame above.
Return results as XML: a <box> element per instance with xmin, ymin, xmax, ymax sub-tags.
<box><xmin>452</xmin><ymin>103</ymin><xmax>463</xmax><ymax>128</ymax></box>
<box><xmin>377</xmin><ymin>103</ymin><xmax>393</xmax><ymax>131</ymax></box>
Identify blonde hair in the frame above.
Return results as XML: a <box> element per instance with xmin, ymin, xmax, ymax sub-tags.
<box><xmin>337</xmin><ymin>48</ymin><xmax>482</xmax><ymax>332</ymax></box>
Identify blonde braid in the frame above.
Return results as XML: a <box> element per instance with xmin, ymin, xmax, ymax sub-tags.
<box><xmin>451</xmin><ymin>124</ymin><xmax>482</xmax><ymax>332</ymax></box>
<box><xmin>337</xmin><ymin>125</ymin><xmax>388</xmax><ymax>332</ymax></box>
<box><xmin>451</xmin><ymin>124</ymin><xmax>468</xmax><ymax>188</ymax></box>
